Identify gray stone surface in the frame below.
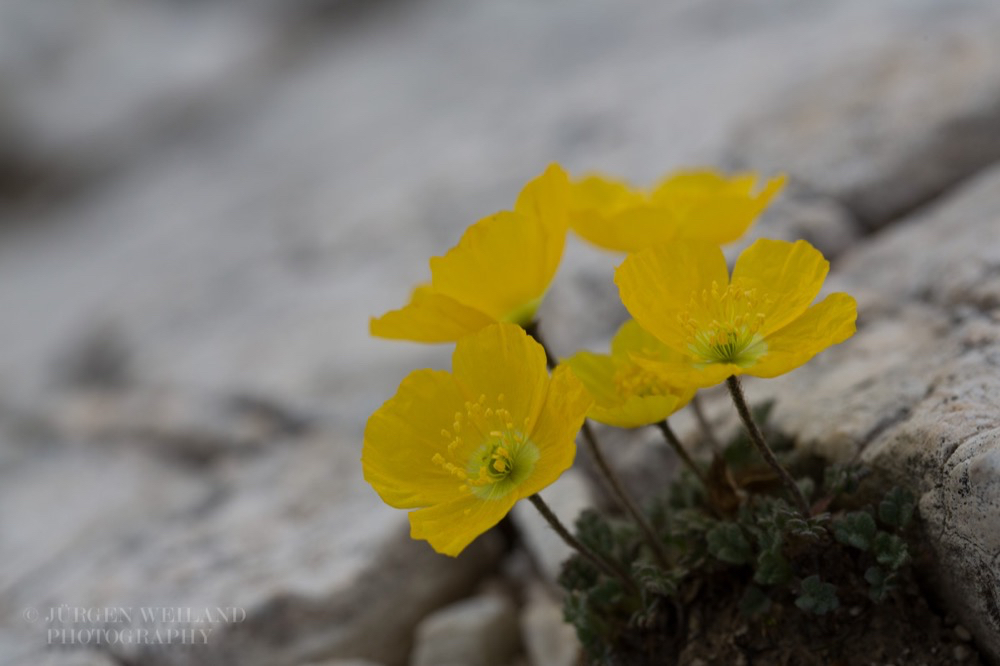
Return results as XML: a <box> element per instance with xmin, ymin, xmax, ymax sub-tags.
<box><xmin>728</xmin><ymin>4</ymin><xmax>1000</xmax><ymax>229</ymax></box>
<box><xmin>520</xmin><ymin>585</ymin><xmax>580</xmax><ymax>666</ymax></box>
<box><xmin>0</xmin><ymin>415</ymin><xmax>501</xmax><ymax>666</ymax></box>
<box><xmin>410</xmin><ymin>593</ymin><xmax>519</xmax><ymax>666</ymax></box>
<box><xmin>755</xmin><ymin>165</ymin><xmax>1000</xmax><ymax>660</ymax></box>
<box><xmin>3</xmin><ymin>0</ymin><xmax>1000</xmax><ymax>664</ymax></box>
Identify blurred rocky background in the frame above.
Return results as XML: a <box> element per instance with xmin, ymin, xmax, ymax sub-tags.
<box><xmin>2</xmin><ymin>0</ymin><xmax>1000</xmax><ymax>664</ymax></box>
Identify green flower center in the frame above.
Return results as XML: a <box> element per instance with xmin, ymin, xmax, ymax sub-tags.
<box><xmin>432</xmin><ymin>393</ymin><xmax>539</xmax><ymax>501</ymax></box>
<box><xmin>681</xmin><ymin>279</ymin><xmax>770</xmax><ymax>367</ymax></box>
<box><xmin>467</xmin><ymin>434</ymin><xmax>539</xmax><ymax>500</ymax></box>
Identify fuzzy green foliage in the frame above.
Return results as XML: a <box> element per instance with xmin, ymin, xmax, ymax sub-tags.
<box><xmin>558</xmin><ymin>407</ymin><xmax>920</xmax><ymax>665</ymax></box>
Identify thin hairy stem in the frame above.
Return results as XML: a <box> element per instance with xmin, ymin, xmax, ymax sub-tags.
<box><xmin>655</xmin><ymin>419</ymin><xmax>707</xmax><ymax>486</ymax></box>
<box><xmin>528</xmin><ymin>494</ymin><xmax>636</xmax><ymax>591</ymax></box>
<box><xmin>525</xmin><ymin>320</ymin><xmax>669</xmax><ymax>569</ymax></box>
<box><xmin>690</xmin><ymin>394</ymin><xmax>722</xmax><ymax>452</ymax></box>
<box><xmin>581</xmin><ymin>421</ymin><xmax>671</xmax><ymax>569</ymax></box>
<box><xmin>725</xmin><ymin>375</ymin><xmax>811</xmax><ymax>518</ymax></box>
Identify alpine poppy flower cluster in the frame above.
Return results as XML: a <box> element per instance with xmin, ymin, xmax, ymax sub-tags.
<box><xmin>364</xmin><ymin>162</ymin><xmax>857</xmax><ymax>557</ymax></box>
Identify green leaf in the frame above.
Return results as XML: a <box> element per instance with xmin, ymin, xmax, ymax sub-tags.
<box><xmin>575</xmin><ymin>509</ymin><xmax>616</xmax><ymax>558</ymax></box>
<box><xmin>706</xmin><ymin>523</ymin><xmax>753</xmax><ymax>565</ymax></box>
<box><xmin>632</xmin><ymin>562</ymin><xmax>679</xmax><ymax>597</ymax></box>
<box><xmin>865</xmin><ymin>566</ymin><xmax>898</xmax><ymax>603</ymax></box>
<box><xmin>740</xmin><ymin>585</ymin><xmax>772</xmax><ymax>618</ymax></box>
<box><xmin>558</xmin><ymin>553</ymin><xmax>599</xmax><ymax>591</ymax></box>
<box><xmin>587</xmin><ymin>578</ymin><xmax>625</xmax><ymax>606</ymax></box>
<box><xmin>823</xmin><ymin>464</ymin><xmax>860</xmax><ymax>495</ymax></box>
<box><xmin>879</xmin><ymin>487</ymin><xmax>916</xmax><ymax>529</ymax></box>
<box><xmin>873</xmin><ymin>532</ymin><xmax>910</xmax><ymax>570</ymax></box>
<box><xmin>754</xmin><ymin>549</ymin><xmax>793</xmax><ymax>586</ymax></box>
<box><xmin>795</xmin><ymin>575</ymin><xmax>839</xmax><ymax>615</ymax></box>
<box><xmin>833</xmin><ymin>511</ymin><xmax>877</xmax><ymax>551</ymax></box>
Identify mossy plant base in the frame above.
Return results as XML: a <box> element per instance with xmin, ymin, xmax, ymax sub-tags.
<box><xmin>558</xmin><ymin>406</ymin><xmax>984</xmax><ymax>665</ymax></box>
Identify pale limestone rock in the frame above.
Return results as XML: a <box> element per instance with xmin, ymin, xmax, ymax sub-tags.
<box><xmin>510</xmin><ymin>470</ymin><xmax>595</xmax><ymax>582</ymax></box>
<box><xmin>520</xmin><ymin>585</ymin><xmax>580</xmax><ymax>666</ymax></box>
<box><xmin>729</xmin><ymin>8</ymin><xmax>1000</xmax><ymax>228</ymax></box>
<box><xmin>410</xmin><ymin>594</ymin><xmax>519</xmax><ymax>666</ymax></box>
<box><xmin>0</xmin><ymin>431</ymin><xmax>501</xmax><ymax>666</ymax></box>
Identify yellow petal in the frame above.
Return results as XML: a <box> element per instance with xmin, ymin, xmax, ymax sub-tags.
<box><xmin>652</xmin><ymin>169</ymin><xmax>755</xmax><ymax>202</ymax></box>
<box><xmin>731</xmin><ymin>239</ymin><xmax>829</xmax><ymax>336</ymax></box>
<box><xmin>560</xmin><ymin>352</ymin><xmax>619</xmax><ymax>403</ymax></box>
<box><xmin>430</xmin><ymin>211</ymin><xmax>563</xmax><ymax>324</ymax></box>
<box><xmin>590</xmin><ymin>394</ymin><xmax>682</xmax><ymax>429</ymax></box>
<box><xmin>564</xmin><ymin>333</ymin><xmax>693</xmax><ymax>428</ymax></box>
<box><xmin>615</xmin><ymin>241</ymin><xmax>730</xmax><ymax>351</ymax></box>
<box><xmin>631</xmin><ymin>355</ymin><xmax>741</xmax><ymax>390</ymax></box>
<box><xmin>521</xmin><ymin>364</ymin><xmax>589</xmax><ymax>497</ymax></box>
<box><xmin>747</xmin><ymin>293</ymin><xmax>858</xmax><ymax>378</ymax></box>
<box><xmin>363</xmin><ymin>370</ymin><xmax>472</xmax><ymax>509</ymax></box>
<box><xmin>610</xmin><ymin>319</ymin><xmax>693</xmax><ymax>365</ymax></box>
<box><xmin>409</xmin><ymin>493</ymin><xmax>517</xmax><ymax>556</ymax></box>
<box><xmin>515</xmin><ymin>163</ymin><xmax>570</xmax><ymax>234</ymax></box>
<box><xmin>569</xmin><ymin>176</ymin><xmax>678</xmax><ymax>253</ymax></box>
<box><xmin>659</xmin><ymin>172</ymin><xmax>786</xmax><ymax>245</ymax></box>
<box><xmin>370</xmin><ymin>285</ymin><xmax>495</xmax><ymax>342</ymax></box>
<box><xmin>451</xmin><ymin>323</ymin><xmax>550</xmax><ymax>436</ymax></box>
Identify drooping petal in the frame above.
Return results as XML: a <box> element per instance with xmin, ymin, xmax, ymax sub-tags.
<box><xmin>615</xmin><ymin>241</ymin><xmax>730</xmax><ymax>352</ymax></box>
<box><xmin>452</xmin><ymin>323</ymin><xmax>550</xmax><ymax>437</ymax></box>
<box><xmin>409</xmin><ymin>493</ymin><xmax>517</xmax><ymax>556</ymax></box>
<box><xmin>731</xmin><ymin>239</ymin><xmax>829</xmax><ymax>336</ymax></box>
<box><xmin>430</xmin><ymin>211</ymin><xmax>563</xmax><ymax>324</ymax></box>
<box><xmin>369</xmin><ymin>285</ymin><xmax>495</xmax><ymax>342</ymax></box>
<box><xmin>363</xmin><ymin>370</ymin><xmax>473</xmax><ymax>509</ymax></box>
<box><xmin>747</xmin><ymin>293</ymin><xmax>858</xmax><ymax>378</ymax></box>
<box><xmin>520</xmin><ymin>363</ymin><xmax>589</xmax><ymax>497</ymax></box>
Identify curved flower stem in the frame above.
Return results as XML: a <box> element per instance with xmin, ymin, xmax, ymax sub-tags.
<box><xmin>581</xmin><ymin>421</ymin><xmax>671</xmax><ymax>569</ymax></box>
<box><xmin>725</xmin><ymin>375</ymin><xmax>811</xmax><ymax>518</ymax></box>
<box><xmin>528</xmin><ymin>494</ymin><xmax>637</xmax><ymax>593</ymax></box>
<box><xmin>525</xmin><ymin>320</ymin><xmax>670</xmax><ymax>569</ymax></box>
<box><xmin>655</xmin><ymin>420</ymin><xmax>707</xmax><ymax>486</ymax></box>
<box><xmin>690</xmin><ymin>394</ymin><xmax>722</xmax><ymax>453</ymax></box>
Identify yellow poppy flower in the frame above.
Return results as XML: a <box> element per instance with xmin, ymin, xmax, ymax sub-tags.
<box><xmin>363</xmin><ymin>323</ymin><xmax>592</xmax><ymax>556</ymax></box>
<box><xmin>370</xmin><ymin>164</ymin><xmax>570</xmax><ymax>342</ymax></box>
<box><xmin>615</xmin><ymin>239</ymin><xmax>856</xmax><ymax>388</ymax></box>
<box><xmin>569</xmin><ymin>169</ymin><xmax>785</xmax><ymax>253</ymax></box>
<box><xmin>561</xmin><ymin>320</ymin><xmax>696</xmax><ymax>428</ymax></box>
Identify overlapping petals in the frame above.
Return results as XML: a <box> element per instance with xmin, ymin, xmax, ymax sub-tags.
<box><xmin>569</xmin><ymin>169</ymin><xmax>785</xmax><ymax>253</ymax></box>
<box><xmin>363</xmin><ymin>323</ymin><xmax>592</xmax><ymax>556</ymax></box>
<box><xmin>615</xmin><ymin>239</ymin><xmax>857</xmax><ymax>387</ymax></box>
<box><xmin>561</xmin><ymin>320</ymin><xmax>695</xmax><ymax>428</ymax></box>
<box><xmin>370</xmin><ymin>164</ymin><xmax>570</xmax><ymax>342</ymax></box>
